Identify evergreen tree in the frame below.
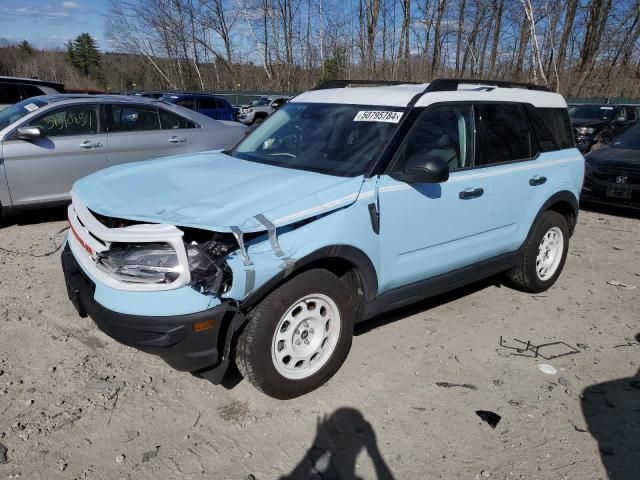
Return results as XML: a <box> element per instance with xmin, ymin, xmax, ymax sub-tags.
<box><xmin>17</xmin><ymin>40</ymin><xmax>34</xmax><ymax>56</ymax></box>
<box><xmin>68</xmin><ymin>33</ymin><xmax>101</xmax><ymax>77</ymax></box>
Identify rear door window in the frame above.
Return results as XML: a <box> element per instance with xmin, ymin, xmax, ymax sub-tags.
<box><xmin>159</xmin><ymin>109</ymin><xmax>195</xmax><ymax>129</ymax></box>
<box><xmin>480</xmin><ymin>104</ymin><xmax>536</xmax><ymax>164</ymax></box>
<box><xmin>110</xmin><ymin>105</ymin><xmax>160</xmax><ymax>132</ymax></box>
<box><xmin>27</xmin><ymin>104</ymin><xmax>100</xmax><ymax>137</ymax></box>
<box><xmin>198</xmin><ymin>97</ymin><xmax>219</xmax><ymax>110</ymax></box>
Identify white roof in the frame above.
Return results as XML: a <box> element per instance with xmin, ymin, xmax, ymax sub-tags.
<box><xmin>293</xmin><ymin>82</ymin><xmax>567</xmax><ymax>109</ymax></box>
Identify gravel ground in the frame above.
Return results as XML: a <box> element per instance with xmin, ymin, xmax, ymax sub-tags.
<box><xmin>0</xmin><ymin>205</ymin><xmax>638</xmax><ymax>480</ymax></box>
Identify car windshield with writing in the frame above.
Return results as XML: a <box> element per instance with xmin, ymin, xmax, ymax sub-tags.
<box><xmin>0</xmin><ymin>98</ymin><xmax>48</xmax><ymax>130</ymax></box>
<box><xmin>230</xmin><ymin>103</ymin><xmax>404</xmax><ymax>176</ymax></box>
<box><xmin>569</xmin><ymin>105</ymin><xmax>613</xmax><ymax>121</ymax></box>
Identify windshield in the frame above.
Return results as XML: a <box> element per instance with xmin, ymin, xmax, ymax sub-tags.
<box><xmin>252</xmin><ymin>97</ymin><xmax>270</xmax><ymax>106</ymax></box>
<box><xmin>230</xmin><ymin>103</ymin><xmax>404</xmax><ymax>176</ymax></box>
<box><xmin>569</xmin><ymin>105</ymin><xmax>613</xmax><ymax>121</ymax></box>
<box><xmin>0</xmin><ymin>98</ymin><xmax>48</xmax><ymax>130</ymax></box>
<box><xmin>612</xmin><ymin>125</ymin><xmax>640</xmax><ymax>150</ymax></box>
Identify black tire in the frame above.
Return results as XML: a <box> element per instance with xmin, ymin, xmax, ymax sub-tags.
<box><xmin>506</xmin><ymin>210</ymin><xmax>570</xmax><ymax>293</ymax></box>
<box><xmin>236</xmin><ymin>269</ymin><xmax>354</xmax><ymax>399</ymax></box>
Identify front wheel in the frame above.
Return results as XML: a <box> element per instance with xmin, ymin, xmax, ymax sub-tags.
<box><xmin>235</xmin><ymin>269</ymin><xmax>354</xmax><ymax>399</ymax></box>
<box><xmin>506</xmin><ymin>210</ymin><xmax>570</xmax><ymax>293</ymax></box>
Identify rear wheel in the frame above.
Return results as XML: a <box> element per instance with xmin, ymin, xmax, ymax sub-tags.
<box><xmin>507</xmin><ymin>210</ymin><xmax>569</xmax><ymax>293</ymax></box>
<box><xmin>235</xmin><ymin>269</ymin><xmax>354</xmax><ymax>399</ymax></box>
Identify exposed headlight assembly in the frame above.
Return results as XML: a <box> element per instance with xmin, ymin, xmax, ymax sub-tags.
<box><xmin>577</xmin><ymin>127</ymin><xmax>597</xmax><ymax>135</ymax></box>
<box><xmin>96</xmin><ymin>240</ymin><xmax>232</xmax><ymax>293</ymax></box>
<box><xmin>96</xmin><ymin>243</ymin><xmax>181</xmax><ymax>284</ymax></box>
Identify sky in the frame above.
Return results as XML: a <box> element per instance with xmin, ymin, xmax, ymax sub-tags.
<box><xmin>0</xmin><ymin>0</ymin><xmax>108</xmax><ymax>50</ymax></box>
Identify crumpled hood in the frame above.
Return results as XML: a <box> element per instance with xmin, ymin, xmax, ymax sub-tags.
<box><xmin>72</xmin><ymin>151</ymin><xmax>364</xmax><ymax>233</ymax></box>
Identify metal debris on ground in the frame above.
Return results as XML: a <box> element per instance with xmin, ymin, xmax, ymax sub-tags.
<box><xmin>476</xmin><ymin>411</ymin><xmax>501</xmax><ymax>429</ymax></box>
<box><xmin>435</xmin><ymin>382</ymin><xmax>477</xmax><ymax>390</ymax></box>
<box><xmin>606</xmin><ymin>279</ymin><xmax>637</xmax><ymax>291</ymax></box>
<box><xmin>498</xmin><ymin>336</ymin><xmax>580</xmax><ymax>360</ymax></box>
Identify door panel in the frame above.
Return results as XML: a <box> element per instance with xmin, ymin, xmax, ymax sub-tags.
<box><xmin>2</xmin><ymin>103</ymin><xmax>107</xmax><ymax>206</ymax></box>
<box><xmin>107</xmin><ymin>104</ymin><xmax>194</xmax><ymax>165</ymax></box>
<box><xmin>378</xmin><ymin>173</ymin><xmax>491</xmax><ymax>292</ymax></box>
<box><xmin>377</xmin><ymin>103</ymin><xmax>491</xmax><ymax>293</ymax></box>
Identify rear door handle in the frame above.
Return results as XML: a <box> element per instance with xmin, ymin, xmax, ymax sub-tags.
<box><xmin>529</xmin><ymin>175</ymin><xmax>547</xmax><ymax>186</ymax></box>
<box><xmin>458</xmin><ymin>187</ymin><xmax>484</xmax><ymax>199</ymax></box>
<box><xmin>79</xmin><ymin>141</ymin><xmax>102</xmax><ymax>149</ymax></box>
<box><xmin>168</xmin><ymin>136</ymin><xmax>187</xmax><ymax>143</ymax></box>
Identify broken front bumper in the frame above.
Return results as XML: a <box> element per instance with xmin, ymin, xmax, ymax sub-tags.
<box><xmin>62</xmin><ymin>244</ymin><xmax>233</xmax><ymax>373</ymax></box>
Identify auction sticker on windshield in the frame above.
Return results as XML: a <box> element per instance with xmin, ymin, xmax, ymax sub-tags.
<box><xmin>24</xmin><ymin>103</ymin><xmax>39</xmax><ymax>112</ymax></box>
<box><xmin>354</xmin><ymin>111</ymin><xmax>403</xmax><ymax>123</ymax></box>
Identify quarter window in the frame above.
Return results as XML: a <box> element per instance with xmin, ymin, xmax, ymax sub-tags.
<box><xmin>111</xmin><ymin>105</ymin><xmax>160</xmax><ymax>132</ymax></box>
<box><xmin>481</xmin><ymin>104</ymin><xmax>535</xmax><ymax>164</ymax></box>
<box><xmin>525</xmin><ymin>106</ymin><xmax>574</xmax><ymax>151</ymax></box>
<box><xmin>159</xmin><ymin>109</ymin><xmax>195</xmax><ymax>129</ymax></box>
<box><xmin>394</xmin><ymin>104</ymin><xmax>475</xmax><ymax>171</ymax></box>
<box><xmin>27</xmin><ymin>104</ymin><xmax>100</xmax><ymax>137</ymax></box>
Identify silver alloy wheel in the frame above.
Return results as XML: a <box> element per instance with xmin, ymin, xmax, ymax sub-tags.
<box><xmin>271</xmin><ymin>293</ymin><xmax>341</xmax><ymax>380</ymax></box>
<box><xmin>536</xmin><ymin>226</ymin><xmax>564</xmax><ymax>280</ymax></box>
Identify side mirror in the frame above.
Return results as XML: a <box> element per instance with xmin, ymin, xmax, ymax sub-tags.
<box><xmin>271</xmin><ymin>101</ymin><xmax>283</xmax><ymax>110</ymax></box>
<box><xmin>15</xmin><ymin>126</ymin><xmax>42</xmax><ymax>140</ymax></box>
<box><xmin>395</xmin><ymin>154</ymin><xmax>450</xmax><ymax>183</ymax></box>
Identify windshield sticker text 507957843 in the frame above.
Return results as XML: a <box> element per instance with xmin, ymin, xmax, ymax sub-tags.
<box><xmin>353</xmin><ymin>111</ymin><xmax>403</xmax><ymax>123</ymax></box>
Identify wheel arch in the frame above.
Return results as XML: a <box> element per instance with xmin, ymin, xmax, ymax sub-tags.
<box><xmin>240</xmin><ymin>245</ymin><xmax>379</xmax><ymax>312</ymax></box>
<box><xmin>532</xmin><ymin>190</ymin><xmax>579</xmax><ymax>238</ymax></box>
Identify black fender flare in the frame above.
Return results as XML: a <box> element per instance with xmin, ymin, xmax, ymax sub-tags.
<box><xmin>528</xmin><ymin>190</ymin><xmax>579</xmax><ymax>238</ymax></box>
<box><xmin>240</xmin><ymin>244</ymin><xmax>379</xmax><ymax>311</ymax></box>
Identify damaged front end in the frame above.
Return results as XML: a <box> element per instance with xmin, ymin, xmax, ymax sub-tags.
<box><xmin>67</xmin><ymin>192</ymin><xmax>270</xmax><ymax>302</ymax></box>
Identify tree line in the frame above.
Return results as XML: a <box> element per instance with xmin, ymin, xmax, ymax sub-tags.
<box><xmin>2</xmin><ymin>0</ymin><xmax>640</xmax><ymax>98</ymax></box>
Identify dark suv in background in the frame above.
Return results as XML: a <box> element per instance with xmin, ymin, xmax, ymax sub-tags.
<box><xmin>0</xmin><ymin>76</ymin><xmax>65</xmax><ymax>111</ymax></box>
<box><xmin>160</xmin><ymin>93</ymin><xmax>237</xmax><ymax>121</ymax></box>
<box><xmin>569</xmin><ymin>103</ymin><xmax>640</xmax><ymax>153</ymax></box>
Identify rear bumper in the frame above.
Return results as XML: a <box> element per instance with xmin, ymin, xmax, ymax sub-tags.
<box><xmin>61</xmin><ymin>245</ymin><xmax>233</xmax><ymax>372</ymax></box>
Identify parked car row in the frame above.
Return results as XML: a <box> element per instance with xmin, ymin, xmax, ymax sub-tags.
<box><xmin>0</xmin><ymin>95</ymin><xmax>248</xmax><ymax>215</ymax></box>
<box><xmin>568</xmin><ymin>103</ymin><xmax>640</xmax><ymax>153</ymax></box>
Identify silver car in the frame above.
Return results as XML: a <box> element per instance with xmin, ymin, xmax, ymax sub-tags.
<box><xmin>0</xmin><ymin>95</ymin><xmax>248</xmax><ymax>215</ymax></box>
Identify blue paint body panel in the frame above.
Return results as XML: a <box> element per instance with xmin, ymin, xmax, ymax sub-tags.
<box><xmin>69</xmin><ymin>146</ymin><xmax>583</xmax><ymax>317</ymax></box>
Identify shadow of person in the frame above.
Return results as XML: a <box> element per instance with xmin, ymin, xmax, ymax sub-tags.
<box><xmin>280</xmin><ymin>407</ymin><xmax>395</xmax><ymax>480</ymax></box>
<box><xmin>582</xmin><ymin>349</ymin><xmax>640</xmax><ymax>479</ymax></box>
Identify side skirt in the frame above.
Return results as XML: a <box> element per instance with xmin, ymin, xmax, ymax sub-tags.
<box><xmin>361</xmin><ymin>250</ymin><xmax>521</xmax><ymax>321</ymax></box>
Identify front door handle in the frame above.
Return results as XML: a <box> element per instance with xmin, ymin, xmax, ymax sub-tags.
<box><xmin>168</xmin><ymin>136</ymin><xmax>187</xmax><ymax>143</ymax></box>
<box><xmin>79</xmin><ymin>141</ymin><xmax>102</xmax><ymax>149</ymax></box>
<box><xmin>529</xmin><ymin>175</ymin><xmax>547</xmax><ymax>186</ymax></box>
<box><xmin>459</xmin><ymin>187</ymin><xmax>484</xmax><ymax>199</ymax></box>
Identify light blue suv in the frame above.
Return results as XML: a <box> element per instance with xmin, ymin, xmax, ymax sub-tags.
<box><xmin>62</xmin><ymin>79</ymin><xmax>584</xmax><ymax>399</ymax></box>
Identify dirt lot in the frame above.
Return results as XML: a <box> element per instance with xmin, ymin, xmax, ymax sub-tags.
<box><xmin>0</xmin><ymin>205</ymin><xmax>638</xmax><ymax>480</ymax></box>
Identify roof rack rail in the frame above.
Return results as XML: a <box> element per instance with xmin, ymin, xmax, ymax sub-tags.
<box><xmin>312</xmin><ymin>79</ymin><xmax>421</xmax><ymax>90</ymax></box>
<box><xmin>425</xmin><ymin>78</ymin><xmax>551</xmax><ymax>93</ymax></box>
